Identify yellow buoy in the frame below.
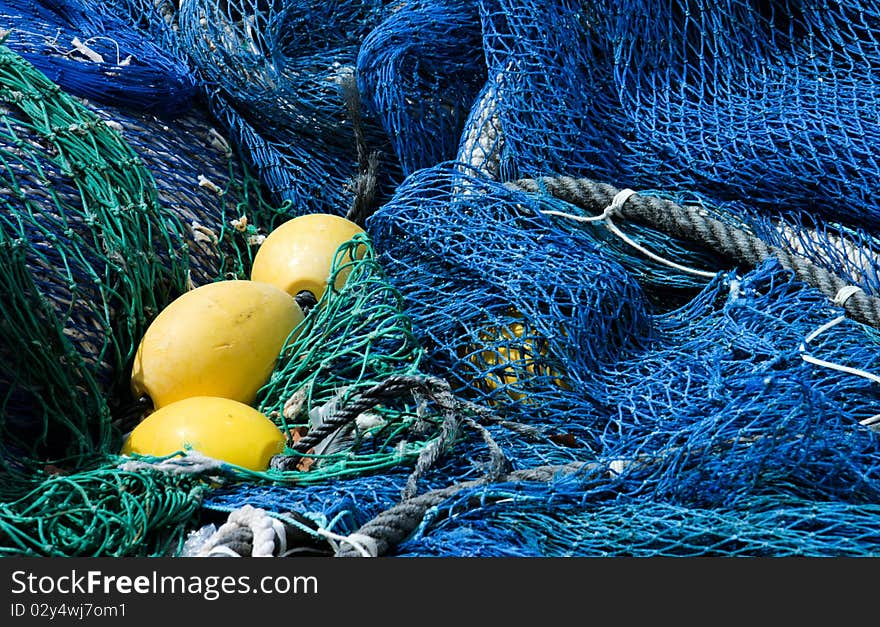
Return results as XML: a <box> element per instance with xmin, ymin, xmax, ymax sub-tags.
<box><xmin>120</xmin><ymin>396</ymin><xmax>287</xmax><ymax>471</ymax></box>
<box><xmin>131</xmin><ymin>279</ymin><xmax>304</xmax><ymax>408</ymax></box>
<box><xmin>467</xmin><ymin>315</ymin><xmax>568</xmax><ymax>404</ymax></box>
<box><xmin>250</xmin><ymin>213</ymin><xmax>366</xmax><ymax>302</ymax></box>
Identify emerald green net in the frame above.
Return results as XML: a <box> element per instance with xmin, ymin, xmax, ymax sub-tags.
<box><xmin>0</xmin><ymin>43</ymin><xmax>189</xmax><ymax>463</ymax></box>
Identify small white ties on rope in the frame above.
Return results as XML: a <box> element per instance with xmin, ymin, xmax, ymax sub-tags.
<box><xmin>832</xmin><ymin>285</ymin><xmax>864</xmax><ymax>307</ymax></box>
<box><xmin>69</xmin><ymin>36</ymin><xmax>104</xmax><ymax>63</ymax></box>
<box><xmin>607</xmin><ymin>459</ymin><xmax>630</xmax><ymax>477</ymax></box>
<box><xmin>315</xmin><ymin>527</ymin><xmax>379</xmax><ymax>558</ymax></box>
<box><xmin>540</xmin><ymin>188</ymin><xmax>718</xmax><ymax>278</ymax></box>
<box><xmin>800</xmin><ymin>286</ymin><xmax>880</xmax><ymax>388</ymax></box>
<box><xmin>538</xmin><ymin>188</ymin><xmax>630</xmax><ymax>223</ymax></box>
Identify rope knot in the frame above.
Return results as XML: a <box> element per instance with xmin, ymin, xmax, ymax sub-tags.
<box><xmin>605</xmin><ymin>188</ymin><xmax>637</xmax><ymax>218</ymax></box>
<box><xmin>833</xmin><ymin>285</ymin><xmax>864</xmax><ymax>307</ymax></box>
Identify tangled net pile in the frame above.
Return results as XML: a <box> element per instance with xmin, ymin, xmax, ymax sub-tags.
<box><xmin>1</xmin><ymin>0</ymin><xmax>879</xmax><ymax>557</ymax></box>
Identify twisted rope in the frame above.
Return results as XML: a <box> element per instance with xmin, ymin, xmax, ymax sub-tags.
<box><xmin>507</xmin><ymin>176</ymin><xmax>880</xmax><ymax>329</ymax></box>
<box><xmin>281</xmin><ymin>373</ymin><xmax>512</xmax><ymax>498</ymax></box>
<box><xmin>197</xmin><ymin>461</ymin><xmax>613</xmax><ymax>557</ymax></box>
<box><xmin>289</xmin><ymin>374</ymin><xmax>446</xmax><ymax>454</ymax></box>
<box><xmin>334</xmin><ymin>460</ymin><xmax>611</xmax><ymax>557</ymax></box>
<box><xmin>192</xmin><ymin>505</ymin><xmax>330</xmax><ymax>557</ymax></box>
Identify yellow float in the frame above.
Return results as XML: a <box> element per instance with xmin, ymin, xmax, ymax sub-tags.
<box><xmin>120</xmin><ymin>396</ymin><xmax>287</xmax><ymax>471</ymax></box>
<box><xmin>250</xmin><ymin>213</ymin><xmax>366</xmax><ymax>303</ymax></box>
<box><xmin>467</xmin><ymin>314</ymin><xmax>569</xmax><ymax>404</ymax></box>
<box><xmin>130</xmin><ymin>279</ymin><xmax>304</xmax><ymax>408</ymax></box>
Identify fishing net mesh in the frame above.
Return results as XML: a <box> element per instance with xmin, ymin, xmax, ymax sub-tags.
<box><xmin>1</xmin><ymin>0</ymin><xmax>879</xmax><ymax>557</ymax></box>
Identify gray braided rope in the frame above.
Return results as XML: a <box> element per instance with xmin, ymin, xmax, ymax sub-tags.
<box><xmin>285</xmin><ymin>373</ymin><xmax>512</xmax><ymax>498</ymax></box>
<box><xmin>507</xmin><ymin>176</ymin><xmax>880</xmax><ymax>329</ymax></box>
<box><xmin>289</xmin><ymin>374</ymin><xmax>433</xmax><ymax>454</ymax></box>
<box><xmin>401</xmin><ymin>383</ymin><xmax>511</xmax><ymax>500</ymax></box>
<box><xmin>335</xmin><ymin>459</ymin><xmax>610</xmax><ymax>557</ymax></box>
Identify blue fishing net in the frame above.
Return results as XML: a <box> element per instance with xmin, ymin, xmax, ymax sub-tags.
<box><xmin>172</xmin><ymin>0</ymin><xmax>402</xmax><ymax>212</ymax></box>
<box><xmin>356</xmin><ymin>0</ymin><xmax>487</xmax><ymax>175</ymax></box>
<box><xmin>0</xmin><ymin>0</ymin><xmax>197</xmax><ymax>114</ymax></box>
<box><xmin>204</xmin><ymin>256</ymin><xmax>880</xmax><ymax>556</ymax></box>
<box><xmin>2</xmin><ymin>0</ymin><xmax>880</xmax><ymax>557</ymax></box>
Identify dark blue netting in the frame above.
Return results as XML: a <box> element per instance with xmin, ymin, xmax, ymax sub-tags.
<box><xmin>603</xmin><ymin>0</ymin><xmax>880</xmax><ymax>227</ymax></box>
<box><xmin>366</xmin><ymin>165</ymin><xmax>659</xmax><ymax>420</ymax></box>
<box><xmin>356</xmin><ymin>0</ymin><xmax>487</xmax><ymax>175</ymax></box>
<box><xmin>2</xmin><ymin>0</ymin><xmax>880</xmax><ymax>557</ymax></box>
<box><xmin>173</xmin><ymin>0</ymin><xmax>402</xmax><ymax>212</ymax></box>
<box><xmin>0</xmin><ymin>0</ymin><xmax>198</xmax><ymax>114</ymax></box>
<box><xmin>449</xmin><ymin>0</ymin><xmax>880</xmax><ymax>228</ymax></box>
<box><xmin>0</xmin><ymin>46</ymin><xmax>190</xmax><ymax>460</ymax></box>
<box><xmin>89</xmin><ymin>103</ymin><xmax>283</xmax><ymax>287</ymax></box>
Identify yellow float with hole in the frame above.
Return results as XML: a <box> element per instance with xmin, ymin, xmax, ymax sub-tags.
<box><xmin>120</xmin><ymin>396</ymin><xmax>287</xmax><ymax>471</ymax></box>
<box><xmin>130</xmin><ymin>279</ymin><xmax>304</xmax><ymax>408</ymax></box>
<box><xmin>250</xmin><ymin>213</ymin><xmax>366</xmax><ymax>302</ymax></box>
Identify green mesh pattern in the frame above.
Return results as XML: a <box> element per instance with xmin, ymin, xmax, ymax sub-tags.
<box><xmin>0</xmin><ymin>44</ymin><xmax>191</xmax><ymax>463</ymax></box>
<box><xmin>235</xmin><ymin>234</ymin><xmax>436</xmax><ymax>484</ymax></box>
<box><xmin>0</xmin><ymin>458</ymin><xmax>205</xmax><ymax>557</ymax></box>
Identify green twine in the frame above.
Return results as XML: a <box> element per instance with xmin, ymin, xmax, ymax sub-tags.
<box><xmin>244</xmin><ymin>234</ymin><xmax>446</xmax><ymax>485</ymax></box>
<box><xmin>0</xmin><ymin>457</ymin><xmax>206</xmax><ymax>557</ymax></box>
<box><xmin>0</xmin><ymin>45</ymin><xmax>190</xmax><ymax>462</ymax></box>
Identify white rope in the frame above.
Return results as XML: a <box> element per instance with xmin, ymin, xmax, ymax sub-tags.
<box><xmin>194</xmin><ymin>505</ymin><xmax>290</xmax><ymax>557</ymax></box>
<box><xmin>803</xmin><ymin>315</ymin><xmax>847</xmax><ymax>345</ymax></box>
<box><xmin>540</xmin><ymin>188</ymin><xmax>718</xmax><ymax>278</ymax></box>
<box><xmin>859</xmin><ymin>414</ymin><xmax>880</xmax><ymax>431</ymax></box>
<box><xmin>197</xmin><ymin>519</ymin><xmax>245</xmax><ymax>557</ymax></box>
<box><xmin>204</xmin><ymin>545</ymin><xmax>242</xmax><ymax>558</ymax></box>
<box><xmin>800</xmin><ymin>315</ymin><xmax>880</xmax><ymax>386</ymax></box>
<box><xmin>250</xmin><ymin>517</ymin><xmax>280</xmax><ymax>558</ymax></box>
<box><xmin>230</xmin><ymin>505</ymin><xmax>289</xmax><ymax>557</ymax></box>
<box><xmin>603</xmin><ymin>217</ymin><xmax>719</xmax><ymax>278</ymax></box>
<box><xmin>607</xmin><ymin>459</ymin><xmax>631</xmax><ymax>477</ymax></box>
<box><xmin>539</xmin><ymin>205</ymin><xmax>614</xmax><ymax>223</ymax></box>
<box><xmin>800</xmin><ymin>353</ymin><xmax>880</xmax><ymax>386</ymax></box>
<box><xmin>315</xmin><ymin>528</ymin><xmax>379</xmax><ymax>558</ymax></box>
